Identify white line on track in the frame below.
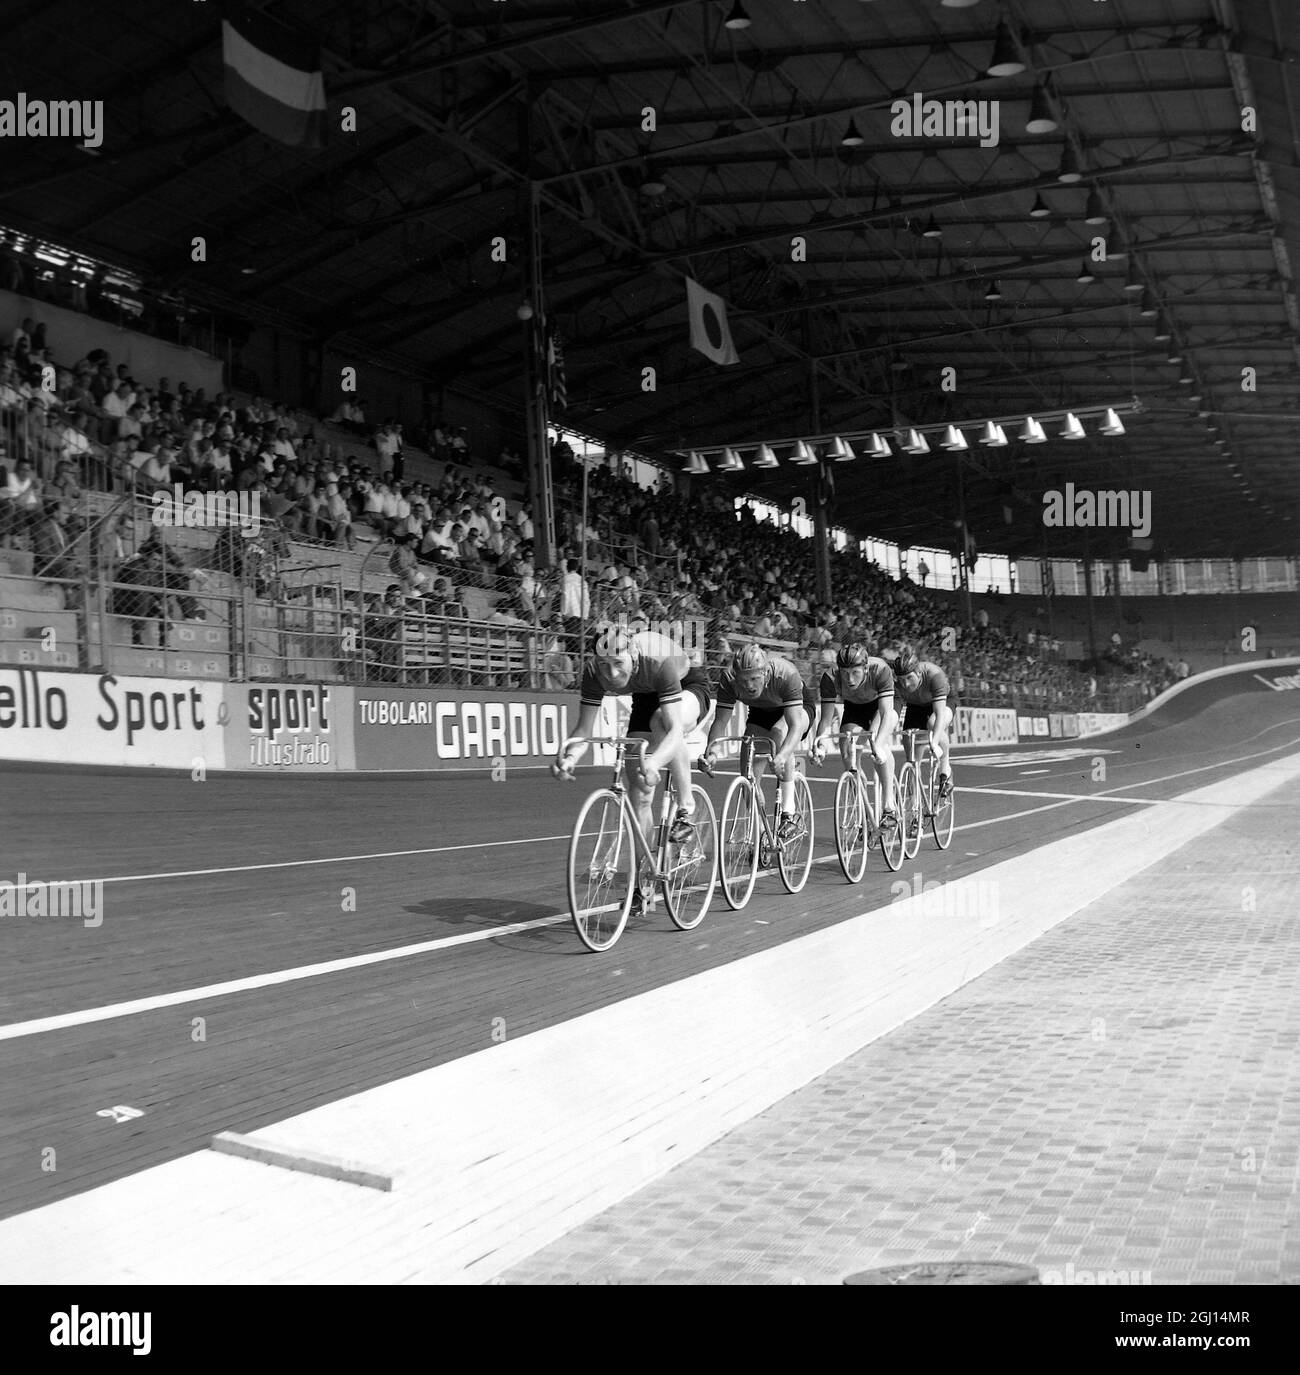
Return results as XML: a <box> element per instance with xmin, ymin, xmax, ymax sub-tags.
<box><xmin>7</xmin><ymin>736</ymin><xmax>1297</xmax><ymax>1044</ymax></box>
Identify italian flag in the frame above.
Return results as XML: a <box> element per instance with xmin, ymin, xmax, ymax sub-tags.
<box><xmin>222</xmin><ymin>1</ymin><xmax>326</xmax><ymax>149</ymax></box>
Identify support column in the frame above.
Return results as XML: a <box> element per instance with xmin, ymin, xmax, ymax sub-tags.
<box><xmin>954</xmin><ymin>459</ymin><xmax>973</xmax><ymax>630</ymax></box>
<box><xmin>1082</xmin><ymin>534</ymin><xmax>1098</xmax><ymax>663</ymax></box>
<box><xmin>810</xmin><ymin>362</ymin><xmax>832</xmax><ymax>607</ymax></box>
<box><xmin>520</xmin><ymin>178</ymin><xmax>556</xmax><ymax>568</ymax></box>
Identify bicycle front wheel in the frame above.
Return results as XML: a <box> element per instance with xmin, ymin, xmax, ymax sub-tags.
<box><xmin>898</xmin><ymin>762</ymin><xmax>922</xmax><ymax>862</ymax></box>
<box><xmin>719</xmin><ymin>775</ymin><xmax>760</xmax><ymax>910</ymax></box>
<box><xmin>567</xmin><ymin>789</ymin><xmax>636</xmax><ymax>952</ymax></box>
<box><xmin>662</xmin><ymin>783</ymin><xmax>717</xmax><ymax>930</ymax></box>
<box><xmin>777</xmin><ymin>769</ymin><xmax>815</xmax><ymax>893</ymax></box>
<box><xmin>930</xmin><ymin>770</ymin><xmax>955</xmax><ymax>849</ymax></box>
<box><xmin>833</xmin><ymin>770</ymin><xmax>868</xmax><ymax>884</ymax></box>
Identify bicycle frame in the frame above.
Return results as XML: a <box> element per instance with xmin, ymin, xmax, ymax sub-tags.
<box><xmin>561</xmin><ymin>735</ymin><xmax>694</xmax><ymax>880</ymax></box>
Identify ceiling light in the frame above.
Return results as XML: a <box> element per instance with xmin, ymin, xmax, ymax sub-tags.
<box><xmin>516</xmin><ymin>299</ymin><xmax>534</xmax><ymax>321</ymax></box>
<box><xmin>1152</xmin><ymin>314</ymin><xmax>1171</xmax><ymax>342</ymax></box>
<box><xmin>1019</xmin><ymin>417</ymin><xmax>1047</xmax><ymax>444</ymax></box>
<box><xmin>1058</xmin><ymin>145</ymin><xmax>1082</xmax><ymax>183</ymax></box>
<box><xmin>1077</xmin><ymin>261</ymin><xmax>1095</xmax><ymax>284</ymax></box>
<box><xmin>891</xmin><ymin>355</ymin><xmax>910</xmax><ymax>372</ymax></box>
<box><xmin>940</xmin><ymin>425</ymin><xmax>968</xmax><ymax>451</ymax></box>
<box><xmin>1029</xmin><ymin>193</ymin><xmax>1050</xmax><ymax>219</ymax></box>
<box><xmin>867</xmin><ymin>432</ymin><xmax>892</xmax><ymax>459</ymax></box>
<box><xmin>1166</xmin><ymin>346</ymin><xmax>1183</xmax><ymax>365</ymax></box>
<box><xmin>828</xmin><ymin>436</ymin><xmax>856</xmax><ymax>462</ymax></box>
<box><xmin>901</xmin><ymin>429</ymin><xmax>930</xmax><ymax>455</ymax></box>
<box><xmin>1060</xmin><ymin>413</ymin><xmax>1086</xmax><ymax>440</ymax></box>
<box><xmin>1124</xmin><ymin>262</ymin><xmax>1143</xmax><ymax>294</ymax></box>
<box><xmin>940</xmin><ymin>0</ymin><xmax>983</xmax><ymax>8</ymax></box>
<box><xmin>686</xmin><ymin>451</ymin><xmax>709</xmax><ymax>474</ymax></box>
<box><xmin>640</xmin><ymin>164</ymin><xmax>667</xmax><ymax>196</ymax></box>
<box><xmin>1084</xmin><ymin>188</ymin><xmax>1107</xmax><ymax>225</ymax></box>
<box><xmin>979</xmin><ymin>422</ymin><xmax>1008</xmax><ymax>447</ymax></box>
<box><xmin>723</xmin><ymin>0</ymin><xmax>751</xmax><ymax>30</ymax></box>
<box><xmin>1139</xmin><ymin>289</ymin><xmax>1158</xmax><ymax>318</ymax></box>
<box><xmin>789</xmin><ymin>440</ymin><xmax>818</xmax><ymax>464</ymax></box>
<box><xmin>1178</xmin><ymin>370</ymin><xmax>1194</xmax><ymax>385</ymax></box>
<box><xmin>1188</xmin><ymin>390</ymin><xmax>1203</xmax><ymax>404</ymax></box>
<box><xmin>1025</xmin><ymin>86</ymin><xmax>1057</xmax><ymax>135</ymax></box>
<box><xmin>719</xmin><ymin>447</ymin><xmax>745</xmax><ymax>471</ymax></box>
<box><xmin>985</xmin><ymin>279</ymin><xmax>1002</xmax><ymax>301</ymax></box>
<box><xmin>841</xmin><ymin>119</ymin><xmax>864</xmax><ymax>148</ymax></box>
<box><xmin>987</xmin><ymin>22</ymin><xmax>1026</xmax><ymax>78</ymax></box>
<box><xmin>1100</xmin><ymin>409</ymin><xmax>1126</xmax><ymax>436</ymax></box>
<box><xmin>922</xmin><ymin>214</ymin><xmax>942</xmax><ymax>239</ymax></box>
<box><xmin>752</xmin><ymin>444</ymin><xmax>779</xmax><ymax>468</ymax></box>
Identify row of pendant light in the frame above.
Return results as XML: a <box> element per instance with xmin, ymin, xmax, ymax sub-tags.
<box><xmin>725</xmin><ymin>0</ymin><xmax>990</xmax><ymax>32</ymax></box>
<box><xmin>685</xmin><ymin>408</ymin><xmax>1129</xmax><ymax>474</ymax></box>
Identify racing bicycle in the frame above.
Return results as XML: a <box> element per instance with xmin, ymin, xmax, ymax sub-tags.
<box><xmin>818</xmin><ymin>730</ymin><xmax>905</xmax><ymax>880</ymax></box>
<box><xmin>898</xmin><ymin>727</ymin><xmax>955</xmax><ymax>858</ymax></box>
<box><xmin>561</xmin><ymin>736</ymin><xmax>718</xmax><ymax>952</ymax></box>
<box><xmin>707</xmin><ymin>734</ymin><xmax>814</xmax><ymax>909</ymax></box>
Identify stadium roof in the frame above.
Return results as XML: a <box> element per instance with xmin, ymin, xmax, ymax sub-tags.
<box><xmin>4</xmin><ymin>0</ymin><xmax>1300</xmax><ymax>561</ymax></box>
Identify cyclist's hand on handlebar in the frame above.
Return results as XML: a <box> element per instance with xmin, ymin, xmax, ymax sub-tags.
<box><xmin>639</xmin><ymin>759</ymin><xmax>662</xmax><ymax>789</ymax></box>
<box><xmin>551</xmin><ymin>758</ymin><xmax>575</xmax><ymax>782</ymax></box>
<box><xmin>696</xmin><ymin>751</ymin><xmax>716</xmax><ymax>777</ymax></box>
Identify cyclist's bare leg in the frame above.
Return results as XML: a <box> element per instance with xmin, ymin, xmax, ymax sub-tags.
<box><xmin>767</xmin><ymin>718</ymin><xmax>796</xmax><ymax>813</ymax></box>
<box><xmin>652</xmin><ymin>695</ymin><xmax>702</xmax><ymax>824</ymax></box>
<box><xmin>623</xmin><ymin>744</ymin><xmax>657</xmax><ymax>854</ymax></box>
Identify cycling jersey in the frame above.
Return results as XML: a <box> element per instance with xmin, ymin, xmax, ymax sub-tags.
<box><xmin>580</xmin><ymin>631</ymin><xmax>691</xmax><ymax>708</ymax></box>
<box><xmin>819</xmin><ymin>656</ymin><xmax>894</xmax><ymax>706</ymax></box>
<box><xmin>716</xmin><ymin>653</ymin><xmax>805</xmax><ymax>712</ymax></box>
<box><xmin>895</xmin><ymin>661</ymin><xmax>950</xmax><ymax>706</ymax></box>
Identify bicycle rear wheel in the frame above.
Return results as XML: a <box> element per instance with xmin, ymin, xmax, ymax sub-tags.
<box><xmin>777</xmin><ymin>770</ymin><xmax>815</xmax><ymax>893</ymax></box>
<box><xmin>833</xmin><ymin>770</ymin><xmax>868</xmax><ymax>884</ymax></box>
<box><xmin>898</xmin><ymin>762</ymin><xmax>922</xmax><ymax>861</ymax></box>
<box><xmin>930</xmin><ymin>767</ymin><xmax>955</xmax><ymax>849</ymax></box>
<box><xmin>567</xmin><ymin>788</ymin><xmax>635</xmax><ymax>952</ymax></box>
<box><xmin>662</xmin><ymin>783</ymin><xmax>717</xmax><ymax>930</ymax></box>
<box><xmin>719</xmin><ymin>775</ymin><xmax>760</xmax><ymax>910</ymax></box>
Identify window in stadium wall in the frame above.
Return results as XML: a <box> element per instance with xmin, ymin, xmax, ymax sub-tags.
<box><xmin>1016</xmin><ymin>561</ymin><xmax>1043</xmax><ymax>596</ymax></box>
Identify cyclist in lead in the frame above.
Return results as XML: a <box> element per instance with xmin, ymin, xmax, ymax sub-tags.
<box><xmin>553</xmin><ymin>624</ymin><xmax>713</xmax><ymax>914</ymax></box>
<box><xmin>811</xmin><ymin>640</ymin><xmax>899</xmax><ymax>832</ymax></box>
<box><xmin>702</xmin><ymin>643</ymin><xmax>809</xmax><ymax>847</ymax></box>
<box><xmin>891</xmin><ymin>642</ymin><xmax>954</xmax><ymax>798</ymax></box>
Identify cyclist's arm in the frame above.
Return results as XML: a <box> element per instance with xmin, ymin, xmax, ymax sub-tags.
<box><xmin>814</xmin><ymin>699</ymin><xmax>838</xmax><ymax>743</ymax></box>
<box><xmin>705</xmin><ymin>701</ymin><xmax>735</xmax><ymax>754</ymax></box>
<box><xmin>929</xmin><ymin>699</ymin><xmax>951</xmax><ymax>739</ymax></box>
<box><xmin>870</xmin><ymin>692</ymin><xmax>896</xmax><ymax>754</ymax></box>
<box><xmin>557</xmin><ymin>702</ymin><xmax>601</xmax><ymax>770</ymax></box>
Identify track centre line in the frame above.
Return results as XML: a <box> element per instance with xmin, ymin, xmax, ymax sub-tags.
<box><xmin>0</xmin><ymin>784</ymin><xmax>1139</xmax><ymax>1042</ymax></box>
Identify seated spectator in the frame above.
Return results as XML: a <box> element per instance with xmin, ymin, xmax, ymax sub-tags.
<box><xmin>30</xmin><ymin>499</ymin><xmax>77</xmax><ymax>583</ymax></box>
<box><xmin>0</xmin><ymin>458</ymin><xmax>43</xmax><ymax>545</ymax></box>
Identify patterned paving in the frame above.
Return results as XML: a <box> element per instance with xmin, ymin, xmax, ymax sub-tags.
<box><xmin>502</xmin><ymin>776</ymin><xmax>1300</xmax><ymax>1285</ymax></box>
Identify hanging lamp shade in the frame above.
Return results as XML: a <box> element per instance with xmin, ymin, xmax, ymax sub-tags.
<box><xmin>1059</xmin><ymin>412</ymin><xmax>1086</xmax><ymax>440</ymax></box>
<box><xmin>901</xmin><ymin>429</ymin><xmax>930</xmax><ymax>455</ymax></box>
<box><xmin>828</xmin><ymin>436</ymin><xmax>856</xmax><ymax>462</ymax></box>
<box><xmin>1099</xmin><ymin>409</ymin><xmax>1126</xmax><ymax>437</ymax></box>
<box><xmin>1019</xmin><ymin>417</ymin><xmax>1047</xmax><ymax>444</ymax></box>
<box><xmin>752</xmin><ymin>444</ymin><xmax>779</xmax><ymax>468</ymax></box>
<box><xmin>789</xmin><ymin>439</ymin><xmax>818</xmax><ymax>464</ymax></box>
<box><xmin>940</xmin><ymin>425</ymin><xmax>968</xmax><ymax>451</ymax></box>
<box><xmin>979</xmin><ymin>422</ymin><xmax>1008</xmax><ymax>447</ymax></box>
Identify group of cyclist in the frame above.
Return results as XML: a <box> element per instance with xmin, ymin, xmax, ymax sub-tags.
<box><xmin>553</xmin><ymin>623</ymin><xmax>954</xmax><ymax>909</ymax></box>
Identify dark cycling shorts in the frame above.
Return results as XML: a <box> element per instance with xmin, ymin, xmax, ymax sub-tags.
<box><xmin>902</xmin><ymin>700</ymin><xmax>937</xmax><ymax>732</ymax></box>
<box><xmin>627</xmin><ymin>667</ymin><xmax>712</xmax><ymax>734</ymax></box>
<box><xmin>745</xmin><ymin>703</ymin><xmax>785</xmax><ymax>732</ymax></box>
<box><xmin>841</xmin><ymin>699</ymin><xmax>880</xmax><ymax>732</ymax></box>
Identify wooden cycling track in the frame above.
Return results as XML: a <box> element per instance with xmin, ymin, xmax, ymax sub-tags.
<box><xmin>1</xmin><ymin>668</ymin><xmax>1298</xmax><ymax>1231</ymax></box>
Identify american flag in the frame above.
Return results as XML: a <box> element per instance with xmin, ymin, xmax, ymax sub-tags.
<box><xmin>546</xmin><ymin>323</ymin><xmax>567</xmax><ymax>410</ymax></box>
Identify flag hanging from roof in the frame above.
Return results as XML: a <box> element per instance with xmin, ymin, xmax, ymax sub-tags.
<box><xmin>222</xmin><ymin>1</ymin><xmax>327</xmax><ymax>149</ymax></box>
<box><xmin>546</xmin><ymin>323</ymin><xmax>567</xmax><ymax>410</ymax></box>
<box><xmin>685</xmin><ymin>277</ymin><xmax>739</xmax><ymax>366</ymax></box>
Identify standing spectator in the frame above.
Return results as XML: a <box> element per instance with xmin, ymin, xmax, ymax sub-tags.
<box><xmin>559</xmin><ymin>557</ymin><xmax>590</xmax><ymax>637</ymax></box>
